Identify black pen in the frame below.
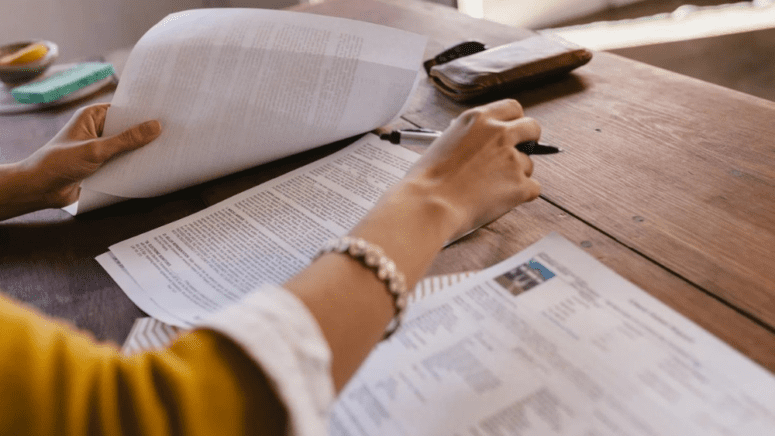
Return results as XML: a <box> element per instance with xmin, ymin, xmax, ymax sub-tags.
<box><xmin>379</xmin><ymin>129</ymin><xmax>563</xmax><ymax>155</ymax></box>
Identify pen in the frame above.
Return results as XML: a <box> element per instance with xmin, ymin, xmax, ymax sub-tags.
<box><xmin>379</xmin><ymin>129</ymin><xmax>563</xmax><ymax>155</ymax></box>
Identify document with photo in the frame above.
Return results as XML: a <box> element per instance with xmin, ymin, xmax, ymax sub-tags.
<box><xmin>330</xmin><ymin>233</ymin><xmax>775</xmax><ymax>436</ymax></box>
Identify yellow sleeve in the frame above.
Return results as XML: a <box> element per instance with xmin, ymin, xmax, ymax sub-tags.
<box><xmin>0</xmin><ymin>293</ymin><xmax>288</xmax><ymax>435</ymax></box>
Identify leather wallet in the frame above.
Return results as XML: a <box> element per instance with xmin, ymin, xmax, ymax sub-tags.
<box><xmin>427</xmin><ymin>35</ymin><xmax>592</xmax><ymax>102</ymax></box>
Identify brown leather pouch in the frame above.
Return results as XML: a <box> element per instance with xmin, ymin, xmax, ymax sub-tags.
<box><xmin>428</xmin><ymin>35</ymin><xmax>592</xmax><ymax>102</ymax></box>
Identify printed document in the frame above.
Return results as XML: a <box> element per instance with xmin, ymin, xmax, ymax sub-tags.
<box><xmin>72</xmin><ymin>8</ymin><xmax>426</xmax><ymax>213</ymax></box>
<box><xmin>331</xmin><ymin>233</ymin><xmax>775</xmax><ymax>436</ymax></box>
<box><xmin>97</xmin><ymin>134</ymin><xmax>420</xmax><ymax>326</ymax></box>
<box><xmin>99</xmin><ymin>133</ymin><xmax>775</xmax><ymax>434</ymax></box>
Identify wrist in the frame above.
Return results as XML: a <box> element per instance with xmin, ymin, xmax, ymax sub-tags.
<box><xmin>348</xmin><ymin>179</ymin><xmax>463</xmax><ymax>284</ymax></box>
<box><xmin>357</xmin><ymin>179</ymin><xmax>462</xmax><ymax>240</ymax></box>
<box><xmin>0</xmin><ymin>162</ymin><xmax>47</xmax><ymax>220</ymax></box>
<box><xmin>386</xmin><ymin>177</ymin><xmax>469</xmax><ymax>238</ymax></box>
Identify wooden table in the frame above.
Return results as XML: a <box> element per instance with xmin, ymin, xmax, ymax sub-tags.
<box><xmin>1</xmin><ymin>0</ymin><xmax>774</xmax><ymax>373</ymax></box>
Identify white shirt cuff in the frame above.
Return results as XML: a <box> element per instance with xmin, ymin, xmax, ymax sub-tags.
<box><xmin>198</xmin><ymin>284</ymin><xmax>334</xmax><ymax>436</ymax></box>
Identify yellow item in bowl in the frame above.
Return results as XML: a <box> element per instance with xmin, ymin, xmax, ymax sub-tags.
<box><xmin>0</xmin><ymin>43</ymin><xmax>49</xmax><ymax>66</ymax></box>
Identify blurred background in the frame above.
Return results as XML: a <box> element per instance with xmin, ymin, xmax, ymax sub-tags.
<box><xmin>0</xmin><ymin>0</ymin><xmax>291</xmax><ymax>63</ymax></box>
<box><xmin>1</xmin><ymin>0</ymin><xmax>772</xmax><ymax>100</ymax></box>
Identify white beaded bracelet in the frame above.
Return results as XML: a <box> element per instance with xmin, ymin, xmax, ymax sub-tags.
<box><xmin>316</xmin><ymin>236</ymin><xmax>408</xmax><ymax>339</ymax></box>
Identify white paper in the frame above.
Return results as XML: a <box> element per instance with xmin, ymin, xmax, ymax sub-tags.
<box><xmin>331</xmin><ymin>233</ymin><xmax>775</xmax><ymax>436</ymax></box>
<box><xmin>75</xmin><ymin>8</ymin><xmax>426</xmax><ymax>214</ymax></box>
<box><xmin>120</xmin><ymin>316</ymin><xmax>185</xmax><ymax>355</ymax></box>
<box><xmin>103</xmin><ymin>134</ymin><xmax>420</xmax><ymax>326</ymax></box>
<box><xmin>97</xmin><ymin>251</ymin><xmax>191</xmax><ymax>327</ymax></box>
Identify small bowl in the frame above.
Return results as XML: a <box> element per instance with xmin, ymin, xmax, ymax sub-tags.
<box><xmin>0</xmin><ymin>40</ymin><xmax>59</xmax><ymax>85</ymax></box>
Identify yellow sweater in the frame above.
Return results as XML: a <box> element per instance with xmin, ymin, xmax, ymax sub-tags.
<box><xmin>0</xmin><ymin>293</ymin><xmax>287</xmax><ymax>435</ymax></box>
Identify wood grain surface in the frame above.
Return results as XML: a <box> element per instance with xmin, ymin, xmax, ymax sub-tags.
<box><xmin>295</xmin><ymin>0</ymin><xmax>775</xmax><ymax>369</ymax></box>
<box><xmin>430</xmin><ymin>200</ymin><xmax>775</xmax><ymax>372</ymax></box>
<box><xmin>0</xmin><ymin>0</ymin><xmax>773</xmax><ymax>372</ymax></box>
<box><xmin>297</xmin><ymin>0</ymin><xmax>775</xmax><ymax>330</ymax></box>
<box><xmin>608</xmin><ymin>27</ymin><xmax>775</xmax><ymax>102</ymax></box>
<box><xmin>402</xmin><ymin>54</ymin><xmax>775</xmax><ymax>329</ymax></box>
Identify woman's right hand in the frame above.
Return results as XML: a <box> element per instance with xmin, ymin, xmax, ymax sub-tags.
<box><xmin>288</xmin><ymin>99</ymin><xmax>542</xmax><ymax>390</ymax></box>
<box><xmin>399</xmin><ymin>98</ymin><xmax>542</xmax><ymax>242</ymax></box>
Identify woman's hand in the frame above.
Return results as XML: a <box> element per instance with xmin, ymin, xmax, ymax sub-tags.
<box><xmin>0</xmin><ymin>103</ymin><xmax>161</xmax><ymax>220</ymax></box>
<box><xmin>286</xmin><ymin>99</ymin><xmax>541</xmax><ymax>391</ymax></box>
<box><xmin>397</xmin><ymin>98</ymin><xmax>541</xmax><ymax>242</ymax></box>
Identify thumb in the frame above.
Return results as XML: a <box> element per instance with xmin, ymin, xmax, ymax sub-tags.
<box><xmin>93</xmin><ymin>120</ymin><xmax>162</xmax><ymax>161</ymax></box>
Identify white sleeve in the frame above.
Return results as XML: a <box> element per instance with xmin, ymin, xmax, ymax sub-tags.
<box><xmin>198</xmin><ymin>284</ymin><xmax>335</xmax><ymax>436</ymax></box>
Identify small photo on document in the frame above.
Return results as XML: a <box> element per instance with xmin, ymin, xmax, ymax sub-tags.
<box><xmin>494</xmin><ymin>258</ymin><xmax>555</xmax><ymax>296</ymax></box>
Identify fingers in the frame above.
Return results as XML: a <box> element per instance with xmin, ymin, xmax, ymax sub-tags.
<box><xmin>515</xmin><ymin>149</ymin><xmax>535</xmax><ymax>177</ymax></box>
<box><xmin>521</xmin><ymin>178</ymin><xmax>541</xmax><ymax>202</ymax></box>
<box><xmin>74</xmin><ymin>103</ymin><xmax>109</xmax><ymax>120</ymax></box>
<box><xmin>510</xmin><ymin>117</ymin><xmax>541</xmax><ymax>146</ymax></box>
<box><xmin>90</xmin><ymin>103</ymin><xmax>110</xmax><ymax>136</ymax></box>
<box><xmin>90</xmin><ymin>120</ymin><xmax>162</xmax><ymax>162</ymax></box>
<box><xmin>480</xmin><ymin>99</ymin><xmax>524</xmax><ymax>121</ymax></box>
<box><xmin>455</xmin><ymin>99</ymin><xmax>524</xmax><ymax>130</ymax></box>
<box><xmin>491</xmin><ymin>116</ymin><xmax>539</xmax><ymax>179</ymax></box>
<box><xmin>67</xmin><ymin>104</ymin><xmax>110</xmax><ymax>139</ymax></box>
<box><xmin>83</xmin><ymin>103</ymin><xmax>110</xmax><ymax>115</ymax></box>
<box><xmin>505</xmin><ymin>156</ymin><xmax>540</xmax><ymax>202</ymax></box>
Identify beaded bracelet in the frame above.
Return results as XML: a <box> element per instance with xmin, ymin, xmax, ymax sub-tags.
<box><xmin>316</xmin><ymin>236</ymin><xmax>408</xmax><ymax>339</ymax></box>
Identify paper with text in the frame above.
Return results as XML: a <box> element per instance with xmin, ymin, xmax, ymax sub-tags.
<box><xmin>98</xmin><ymin>135</ymin><xmax>420</xmax><ymax>326</ymax></box>
<box><xmin>75</xmin><ymin>8</ymin><xmax>426</xmax><ymax>213</ymax></box>
<box><xmin>330</xmin><ymin>233</ymin><xmax>775</xmax><ymax>436</ymax></box>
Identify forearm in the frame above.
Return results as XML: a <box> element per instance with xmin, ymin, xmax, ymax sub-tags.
<box><xmin>285</xmin><ymin>180</ymin><xmax>462</xmax><ymax>391</ymax></box>
<box><xmin>285</xmin><ymin>100</ymin><xmax>541</xmax><ymax>392</ymax></box>
<box><xmin>0</xmin><ymin>162</ymin><xmax>45</xmax><ymax>221</ymax></box>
